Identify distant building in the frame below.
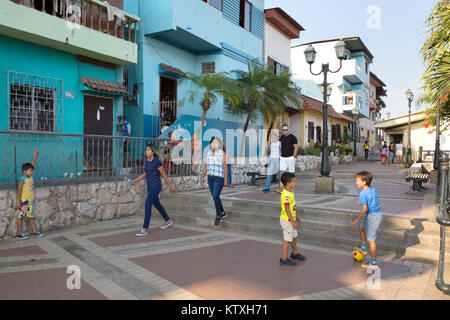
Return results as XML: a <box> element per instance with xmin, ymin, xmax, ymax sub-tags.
<box><xmin>263</xmin><ymin>7</ymin><xmax>304</xmax><ymax>141</ymax></box>
<box><xmin>375</xmin><ymin>111</ymin><xmax>450</xmax><ymax>162</ymax></box>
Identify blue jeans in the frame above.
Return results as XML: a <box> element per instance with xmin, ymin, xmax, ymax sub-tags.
<box><xmin>143</xmin><ymin>184</ymin><xmax>170</xmax><ymax>229</ymax></box>
<box><xmin>389</xmin><ymin>151</ymin><xmax>394</xmax><ymax>164</ymax></box>
<box><xmin>264</xmin><ymin>158</ymin><xmax>280</xmax><ymax>190</ymax></box>
<box><xmin>227</xmin><ymin>163</ymin><xmax>232</xmax><ymax>185</ymax></box>
<box><xmin>369</xmin><ymin>151</ymin><xmax>374</xmax><ymax>162</ymax></box>
<box><xmin>208</xmin><ymin>175</ymin><xmax>225</xmax><ymax>217</ymax></box>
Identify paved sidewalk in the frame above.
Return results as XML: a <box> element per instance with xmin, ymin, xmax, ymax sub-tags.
<box><xmin>0</xmin><ymin>160</ymin><xmax>448</xmax><ymax>300</ymax></box>
<box><xmin>0</xmin><ymin>214</ymin><xmax>448</xmax><ymax>300</ymax></box>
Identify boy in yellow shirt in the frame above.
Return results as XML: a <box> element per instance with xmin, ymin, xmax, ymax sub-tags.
<box><xmin>279</xmin><ymin>172</ymin><xmax>306</xmax><ymax>266</ymax></box>
<box><xmin>16</xmin><ymin>150</ymin><xmax>44</xmax><ymax>240</ymax></box>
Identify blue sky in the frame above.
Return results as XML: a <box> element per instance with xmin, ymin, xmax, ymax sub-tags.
<box><xmin>264</xmin><ymin>0</ymin><xmax>438</xmax><ymax>119</ymax></box>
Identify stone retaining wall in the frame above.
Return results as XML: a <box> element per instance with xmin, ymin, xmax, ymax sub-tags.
<box><xmin>0</xmin><ymin>155</ymin><xmax>354</xmax><ymax>239</ymax></box>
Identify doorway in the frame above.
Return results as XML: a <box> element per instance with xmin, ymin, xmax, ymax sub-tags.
<box><xmin>159</xmin><ymin>76</ymin><xmax>177</xmax><ymax>130</ymax></box>
<box><xmin>83</xmin><ymin>95</ymin><xmax>114</xmax><ymax>173</ymax></box>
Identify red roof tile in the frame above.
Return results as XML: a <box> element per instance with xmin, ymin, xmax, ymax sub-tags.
<box><xmin>80</xmin><ymin>77</ymin><xmax>128</xmax><ymax>95</ymax></box>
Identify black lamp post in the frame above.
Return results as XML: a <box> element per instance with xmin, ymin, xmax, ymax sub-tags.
<box><xmin>434</xmin><ymin>96</ymin><xmax>441</xmax><ymax>171</ymax></box>
<box><xmin>304</xmin><ymin>40</ymin><xmax>346</xmax><ymax>177</ymax></box>
<box><xmin>352</xmin><ymin>106</ymin><xmax>359</xmax><ymax>156</ymax></box>
<box><xmin>405</xmin><ymin>89</ymin><xmax>414</xmax><ymax>166</ymax></box>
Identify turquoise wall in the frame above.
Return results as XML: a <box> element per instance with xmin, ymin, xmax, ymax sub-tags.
<box><xmin>0</xmin><ymin>35</ymin><xmax>126</xmax><ymax>183</ymax></box>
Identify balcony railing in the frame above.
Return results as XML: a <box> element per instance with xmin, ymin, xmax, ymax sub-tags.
<box><xmin>11</xmin><ymin>0</ymin><xmax>139</xmax><ymax>43</ymax></box>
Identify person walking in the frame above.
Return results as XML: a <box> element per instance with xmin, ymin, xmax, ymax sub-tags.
<box><xmin>263</xmin><ymin>132</ymin><xmax>281</xmax><ymax>193</ymax></box>
<box><xmin>223</xmin><ymin>141</ymin><xmax>233</xmax><ymax>188</ymax></box>
<box><xmin>276</xmin><ymin>125</ymin><xmax>298</xmax><ymax>194</ymax></box>
<box><xmin>388</xmin><ymin>142</ymin><xmax>396</xmax><ymax>165</ymax></box>
<box><xmin>364</xmin><ymin>140</ymin><xmax>369</xmax><ymax>161</ymax></box>
<box><xmin>200</xmin><ymin>137</ymin><xmax>228</xmax><ymax>225</ymax></box>
<box><xmin>132</xmin><ymin>144</ymin><xmax>176</xmax><ymax>237</ymax></box>
<box><xmin>395</xmin><ymin>141</ymin><xmax>403</xmax><ymax>166</ymax></box>
<box><xmin>380</xmin><ymin>142</ymin><xmax>388</xmax><ymax>166</ymax></box>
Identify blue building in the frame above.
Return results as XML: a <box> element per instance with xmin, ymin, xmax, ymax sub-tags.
<box><xmin>0</xmin><ymin>0</ymin><xmax>140</xmax><ymax>183</ymax></box>
<box><xmin>122</xmin><ymin>0</ymin><xmax>266</xmax><ymax>155</ymax></box>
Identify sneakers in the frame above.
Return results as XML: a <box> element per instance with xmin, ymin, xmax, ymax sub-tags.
<box><xmin>15</xmin><ymin>233</ymin><xmax>29</xmax><ymax>240</ymax></box>
<box><xmin>136</xmin><ymin>230</ymin><xmax>148</xmax><ymax>237</ymax></box>
<box><xmin>290</xmin><ymin>252</ymin><xmax>306</xmax><ymax>261</ymax></box>
<box><xmin>33</xmin><ymin>232</ymin><xmax>45</xmax><ymax>238</ymax></box>
<box><xmin>262</xmin><ymin>189</ymin><xmax>270</xmax><ymax>193</ymax></box>
<box><xmin>214</xmin><ymin>213</ymin><xmax>227</xmax><ymax>226</ymax></box>
<box><xmin>279</xmin><ymin>258</ymin><xmax>296</xmax><ymax>266</ymax></box>
<box><xmin>160</xmin><ymin>219</ymin><xmax>173</xmax><ymax>230</ymax></box>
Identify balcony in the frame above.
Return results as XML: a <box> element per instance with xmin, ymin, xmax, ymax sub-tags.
<box><xmin>342</xmin><ymin>91</ymin><xmax>361</xmax><ymax>112</ymax></box>
<box><xmin>341</xmin><ymin>59</ymin><xmax>366</xmax><ymax>85</ymax></box>
<box><xmin>1</xmin><ymin>0</ymin><xmax>140</xmax><ymax>65</ymax></box>
<box><xmin>141</xmin><ymin>0</ymin><xmax>262</xmax><ymax>58</ymax></box>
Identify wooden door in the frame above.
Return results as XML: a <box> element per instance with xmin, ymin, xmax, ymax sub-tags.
<box><xmin>83</xmin><ymin>95</ymin><xmax>114</xmax><ymax>172</ymax></box>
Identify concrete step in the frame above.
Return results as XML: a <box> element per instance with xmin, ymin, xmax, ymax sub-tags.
<box><xmin>160</xmin><ymin>209</ymin><xmax>407</xmax><ymax>257</ymax></box>
<box><xmin>160</xmin><ymin>193</ymin><xmax>445</xmax><ymax>261</ymax></box>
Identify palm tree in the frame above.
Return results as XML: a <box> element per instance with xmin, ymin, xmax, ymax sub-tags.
<box><xmin>178</xmin><ymin>72</ymin><xmax>234</xmax><ymax>136</ymax></box>
<box><xmin>419</xmin><ymin>0</ymin><xmax>450</xmax><ymax>128</ymax></box>
<box><xmin>226</xmin><ymin>59</ymin><xmax>302</xmax><ymax>155</ymax></box>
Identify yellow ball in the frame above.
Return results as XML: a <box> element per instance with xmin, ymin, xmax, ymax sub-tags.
<box><xmin>352</xmin><ymin>250</ymin><xmax>365</xmax><ymax>262</ymax></box>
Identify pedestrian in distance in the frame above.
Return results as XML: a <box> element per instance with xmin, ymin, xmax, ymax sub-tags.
<box><xmin>200</xmin><ymin>137</ymin><xmax>228</xmax><ymax>226</ymax></box>
<box><xmin>16</xmin><ymin>150</ymin><xmax>45</xmax><ymax>239</ymax></box>
<box><xmin>279</xmin><ymin>172</ymin><xmax>306</xmax><ymax>266</ymax></box>
<box><xmin>395</xmin><ymin>141</ymin><xmax>403</xmax><ymax>166</ymax></box>
<box><xmin>364</xmin><ymin>140</ymin><xmax>369</xmax><ymax>160</ymax></box>
<box><xmin>132</xmin><ymin>144</ymin><xmax>176</xmax><ymax>237</ymax></box>
<box><xmin>389</xmin><ymin>142</ymin><xmax>396</xmax><ymax>165</ymax></box>
<box><xmin>276</xmin><ymin>124</ymin><xmax>298</xmax><ymax>194</ymax></box>
<box><xmin>369</xmin><ymin>146</ymin><xmax>375</xmax><ymax>163</ymax></box>
<box><xmin>263</xmin><ymin>131</ymin><xmax>281</xmax><ymax>193</ymax></box>
<box><xmin>350</xmin><ymin>171</ymin><xmax>383</xmax><ymax>269</ymax></box>
<box><xmin>380</xmin><ymin>142</ymin><xmax>388</xmax><ymax>165</ymax></box>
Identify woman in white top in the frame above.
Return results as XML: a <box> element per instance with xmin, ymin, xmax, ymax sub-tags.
<box><xmin>263</xmin><ymin>132</ymin><xmax>281</xmax><ymax>193</ymax></box>
<box><xmin>200</xmin><ymin>137</ymin><xmax>228</xmax><ymax>226</ymax></box>
<box><xmin>395</xmin><ymin>142</ymin><xmax>403</xmax><ymax>165</ymax></box>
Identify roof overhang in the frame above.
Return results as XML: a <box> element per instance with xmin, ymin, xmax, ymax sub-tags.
<box><xmin>264</xmin><ymin>8</ymin><xmax>304</xmax><ymax>39</ymax></box>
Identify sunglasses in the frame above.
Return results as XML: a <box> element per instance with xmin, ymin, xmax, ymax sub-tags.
<box><xmin>282</xmin><ymin>129</ymin><xmax>289</xmax><ymax>132</ymax></box>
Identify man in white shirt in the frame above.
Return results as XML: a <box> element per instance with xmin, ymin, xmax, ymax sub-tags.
<box><xmin>395</xmin><ymin>141</ymin><xmax>403</xmax><ymax>165</ymax></box>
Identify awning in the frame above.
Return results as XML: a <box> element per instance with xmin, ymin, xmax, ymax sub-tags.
<box><xmin>159</xmin><ymin>63</ymin><xmax>185</xmax><ymax>78</ymax></box>
<box><xmin>80</xmin><ymin>77</ymin><xmax>128</xmax><ymax>95</ymax></box>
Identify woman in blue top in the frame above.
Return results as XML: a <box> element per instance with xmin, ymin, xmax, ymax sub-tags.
<box><xmin>132</xmin><ymin>144</ymin><xmax>176</xmax><ymax>237</ymax></box>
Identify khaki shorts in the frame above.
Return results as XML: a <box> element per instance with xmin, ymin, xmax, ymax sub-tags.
<box><xmin>280</xmin><ymin>218</ymin><xmax>298</xmax><ymax>242</ymax></box>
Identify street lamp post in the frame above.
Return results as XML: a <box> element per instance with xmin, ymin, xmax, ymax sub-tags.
<box><xmin>352</xmin><ymin>107</ymin><xmax>359</xmax><ymax>156</ymax></box>
<box><xmin>434</xmin><ymin>96</ymin><xmax>441</xmax><ymax>171</ymax></box>
<box><xmin>405</xmin><ymin>89</ymin><xmax>414</xmax><ymax>166</ymax></box>
<box><xmin>304</xmin><ymin>40</ymin><xmax>346</xmax><ymax>177</ymax></box>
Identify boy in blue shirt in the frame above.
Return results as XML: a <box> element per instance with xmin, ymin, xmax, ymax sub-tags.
<box><xmin>350</xmin><ymin>171</ymin><xmax>383</xmax><ymax>268</ymax></box>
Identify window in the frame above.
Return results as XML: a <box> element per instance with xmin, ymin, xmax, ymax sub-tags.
<box><xmin>344</xmin><ymin>126</ymin><xmax>348</xmax><ymax>138</ymax></box>
<box><xmin>331</xmin><ymin>125</ymin><xmax>337</xmax><ymax>141</ymax></box>
<box><xmin>203</xmin><ymin>0</ymin><xmax>222</xmax><ymax>11</ymax></box>
<box><xmin>239</xmin><ymin>0</ymin><xmax>252</xmax><ymax>31</ymax></box>
<box><xmin>336</xmin><ymin>124</ymin><xmax>341</xmax><ymax>139</ymax></box>
<box><xmin>365</xmin><ymin>62</ymin><xmax>368</xmax><ymax>74</ymax></box>
<box><xmin>8</xmin><ymin>71</ymin><xmax>63</xmax><ymax>132</ymax></box>
<box><xmin>308</xmin><ymin>122</ymin><xmax>314</xmax><ymax>142</ymax></box>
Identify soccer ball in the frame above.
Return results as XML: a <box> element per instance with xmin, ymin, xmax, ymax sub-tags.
<box><xmin>352</xmin><ymin>250</ymin><xmax>365</xmax><ymax>262</ymax></box>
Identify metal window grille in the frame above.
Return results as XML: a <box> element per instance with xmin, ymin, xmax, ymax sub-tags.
<box><xmin>7</xmin><ymin>71</ymin><xmax>63</xmax><ymax>133</ymax></box>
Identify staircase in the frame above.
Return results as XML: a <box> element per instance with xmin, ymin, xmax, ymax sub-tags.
<box><xmin>155</xmin><ymin>193</ymin><xmax>445</xmax><ymax>263</ymax></box>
